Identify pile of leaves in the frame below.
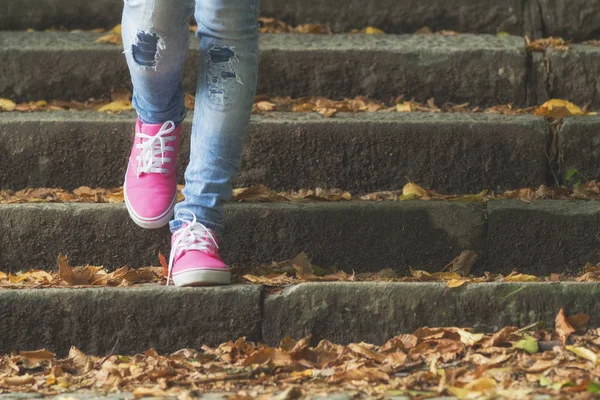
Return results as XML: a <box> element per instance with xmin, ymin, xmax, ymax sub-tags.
<box><xmin>242</xmin><ymin>251</ymin><xmax>600</xmax><ymax>294</ymax></box>
<box><xmin>5</xmin><ymin>250</ymin><xmax>600</xmax><ymax>291</ymax></box>
<box><xmin>2</xmin><ymin>310</ymin><xmax>600</xmax><ymax>398</ymax></box>
<box><xmin>5</xmin><ymin>180</ymin><xmax>600</xmax><ymax>206</ymax></box>
<box><xmin>0</xmin><ymin>255</ymin><xmax>164</xmax><ymax>289</ymax></box>
<box><xmin>526</xmin><ymin>37</ymin><xmax>570</xmax><ymax>52</ymax></box>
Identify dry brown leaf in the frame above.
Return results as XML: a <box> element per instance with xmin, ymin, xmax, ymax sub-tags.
<box><xmin>255</xmin><ymin>101</ymin><xmax>278</xmax><ymax>111</ymax></box>
<box><xmin>19</xmin><ymin>349</ymin><xmax>56</xmax><ymax>361</ymax></box>
<box><xmin>347</xmin><ymin>343</ymin><xmax>386</xmax><ymax>363</ymax></box>
<box><xmin>444</xmin><ymin>250</ymin><xmax>477</xmax><ymax>277</ymax></box>
<box><xmin>232</xmin><ymin>185</ymin><xmax>289</xmax><ymax>202</ymax></box>
<box><xmin>483</xmin><ymin>326</ymin><xmax>519</xmax><ymax>348</ymax></box>
<box><xmin>316</xmin><ymin>107</ymin><xmax>337</xmax><ymax>118</ymax></box>
<box><xmin>2</xmin><ymin>375</ymin><xmax>36</xmax><ymax>386</ymax></box>
<box><xmin>555</xmin><ymin>308</ymin><xmax>576</xmax><ymax>346</ymax></box>
<box><xmin>567</xmin><ymin>314</ymin><xmax>590</xmax><ymax>335</ymax></box>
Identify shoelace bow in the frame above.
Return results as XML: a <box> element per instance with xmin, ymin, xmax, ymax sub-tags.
<box><xmin>136</xmin><ymin>120</ymin><xmax>177</xmax><ymax>177</ymax></box>
<box><xmin>167</xmin><ymin>213</ymin><xmax>218</xmax><ymax>286</ymax></box>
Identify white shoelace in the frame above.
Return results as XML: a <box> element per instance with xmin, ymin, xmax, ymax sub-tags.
<box><xmin>135</xmin><ymin>120</ymin><xmax>177</xmax><ymax>177</ymax></box>
<box><xmin>167</xmin><ymin>213</ymin><xmax>218</xmax><ymax>286</ymax></box>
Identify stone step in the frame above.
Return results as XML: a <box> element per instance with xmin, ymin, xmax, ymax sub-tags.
<box><xmin>2</xmin><ymin>0</ymin><xmax>600</xmax><ymax>41</ymax></box>
<box><xmin>1</xmin><ymin>200</ymin><xmax>600</xmax><ymax>275</ymax></box>
<box><xmin>0</xmin><ymin>32</ymin><xmax>529</xmax><ymax>106</ymax></box>
<box><xmin>2</xmin><ymin>282</ymin><xmax>599</xmax><ymax>354</ymax></box>
<box><xmin>0</xmin><ymin>111</ymin><xmax>554</xmax><ymax>194</ymax></box>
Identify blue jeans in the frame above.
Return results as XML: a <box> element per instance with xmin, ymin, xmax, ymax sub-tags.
<box><xmin>122</xmin><ymin>0</ymin><xmax>260</xmax><ymax>236</ymax></box>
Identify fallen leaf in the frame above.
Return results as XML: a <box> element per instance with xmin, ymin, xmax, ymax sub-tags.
<box><xmin>514</xmin><ymin>335</ymin><xmax>538</xmax><ymax>354</ymax></box>
<box><xmin>396</xmin><ymin>103</ymin><xmax>413</xmax><ymax>112</ymax></box>
<box><xmin>567</xmin><ymin>313</ymin><xmax>590</xmax><ymax>335</ymax></box>
<box><xmin>555</xmin><ymin>308</ymin><xmax>576</xmax><ymax>346</ymax></box>
<box><xmin>534</xmin><ymin>99</ymin><xmax>588</xmax><ymax>119</ymax></box>
<box><xmin>132</xmin><ymin>387</ymin><xmax>170</xmax><ymax>398</ymax></box>
<box><xmin>0</xmin><ymin>98</ymin><xmax>17</xmax><ymax>111</ymax></box>
<box><xmin>255</xmin><ymin>101</ymin><xmax>277</xmax><ymax>111</ymax></box>
<box><xmin>503</xmin><ymin>273</ymin><xmax>539</xmax><ymax>282</ymax></box>
<box><xmin>159</xmin><ymin>252</ymin><xmax>168</xmax><ymax>278</ymax></box>
<box><xmin>347</xmin><ymin>343</ymin><xmax>386</xmax><ymax>363</ymax></box>
<box><xmin>445</xmin><ymin>250</ymin><xmax>477</xmax><ymax>277</ymax></box>
<box><xmin>97</xmin><ymin>100</ymin><xmax>133</xmax><ymax>112</ymax></box>
<box><xmin>566</xmin><ymin>345</ymin><xmax>598</xmax><ymax>363</ymax></box>
<box><xmin>19</xmin><ymin>349</ymin><xmax>55</xmax><ymax>361</ymax></box>
<box><xmin>363</xmin><ymin>27</ymin><xmax>385</xmax><ymax>34</ymax></box>
<box><xmin>402</xmin><ymin>182</ymin><xmax>430</xmax><ymax>198</ymax></box>
<box><xmin>2</xmin><ymin>375</ymin><xmax>36</xmax><ymax>386</ymax></box>
<box><xmin>316</xmin><ymin>107</ymin><xmax>337</xmax><ymax>118</ymax></box>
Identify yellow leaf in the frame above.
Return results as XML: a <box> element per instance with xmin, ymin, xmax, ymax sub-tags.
<box><xmin>110</xmin><ymin>24</ymin><xmax>122</xmax><ymax>35</ymax></box>
<box><xmin>566</xmin><ymin>345</ymin><xmax>598</xmax><ymax>363</ymax></box>
<box><xmin>458</xmin><ymin>330</ymin><xmax>485</xmax><ymax>346</ymax></box>
<box><xmin>447</xmin><ymin>279</ymin><xmax>468</xmax><ymax>288</ymax></box>
<box><xmin>396</xmin><ymin>103</ymin><xmax>412</xmax><ymax>112</ymax></box>
<box><xmin>364</xmin><ymin>26</ymin><xmax>385</xmax><ymax>34</ymax></box>
<box><xmin>534</xmin><ymin>99</ymin><xmax>587</xmax><ymax>119</ymax></box>
<box><xmin>97</xmin><ymin>100</ymin><xmax>133</xmax><ymax>112</ymax></box>
<box><xmin>96</xmin><ymin>33</ymin><xmax>122</xmax><ymax>45</ymax></box>
<box><xmin>503</xmin><ymin>274</ymin><xmax>539</xmax><ymax>282</ymax></box>
<box><xmin>464</xmin><ymin>377</ymin><xmax>497</xmax><ymax>392</ymax></box>
<box><xmin>449</xmin><ymin>377</ymin><xmax>497</xmax><ymax>399</ymax></box>
<box><xmin>432</xmin><ymin>271</ymin><xmax>462</xmax><ymax>280</ymax></box>
<box><xmin>402</xmin><ymin>182</ymin><xmax>430</xmax><ymax>198</ymax></box>
<box><xmin>0</xmin><ymin>98</ymin><xmax>16</xmax><ymax>111</ymax></box>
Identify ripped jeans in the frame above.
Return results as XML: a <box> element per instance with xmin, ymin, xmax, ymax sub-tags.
<box><xmin>121</xmin><ymin>0</ymin><xmax>260</xmax><ymax>236</ymax></box>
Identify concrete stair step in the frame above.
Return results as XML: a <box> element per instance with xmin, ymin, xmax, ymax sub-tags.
<box><xmin>0</xmin><ymin>111</ymin><xmax>557</xmax><ymax>194</ymax></box>
<box><xmin>1</xmin><ymin>32</ymin><xmax>529</xmax><ymax>106</ymax></box>
<box><xmin>2</xmin><ymin>282</ymin><xmax>599</xmax><ymax>354</ymax></box>
<box><xmin>1</xmin><ymin>200</ymin><xmax>600</xmax><ymax>275</ymax></box>
<box><xmin>2</xmin><ymin>0</ymin><xmax>600</xmax><ymax>41</ymax></box>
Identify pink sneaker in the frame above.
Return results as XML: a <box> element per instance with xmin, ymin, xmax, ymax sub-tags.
<box><xmin>124</xmin><ymin>119</ymin><xmax>181</xmax><ymax>229</ymax></box>
<box><xmin>167</xmin><ymin>214</ymin><xmax>231</xmax><ymax>287</ymax></box>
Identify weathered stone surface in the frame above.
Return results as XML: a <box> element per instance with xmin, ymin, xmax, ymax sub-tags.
<box><xmin>0</xmin><ymin>112</ymin><xmax>552</xmax><ymax>194</ymax></box>
<box><xmin>533</xmin><ymin>0</ymin><xmax>600</xmax><ymax>41</ymax></box>
<box><xmin>0</xmin><ymin>202</ymin><xmax>485</xmax><ymax>273</ymax></box>
<box><xmin>483</xmin><ymin>200</ymin><xmax>600</xmax><ymax>275</ymax></box>
<box><xmin>0</xmin><ymin>32</ymin><xmax>528</xmax><ymax>106</ymax></box>
<box><xmin>527</xmin><ymin>52</ymin><xmax>550</xmax><ymax>106</ymax></box>
<box><xmin>557</xmin><ymin>116</ymin><xmax>600</xmax><ymax>182</ymax></box>
<box><xmin>260</xmin><ymin>0</ymin><xmax>522</xmax><ymax>35</ymax></box>
<box><xmin>545</xmin><ymin>45</ymin><xmax>600</xmax><ymax>108</ymax></box>
<box><xmin>1</xmin><ymin>0</ymin><xmax>522</xmax><ymax>35</ymax></box>
<box><xmin>1</xmin><ymin>0</ymin><xmax>123</xmax><ymax>30</ymax></box>
<box><xmin>4</xmin><ymin>0</ymin><xmax>600</xmax><ymax>41</ymax></box>
<box><xmin>0</xmin><ymin>285</ymin><xmax>262</xmax><ymax>355</ymax></box>
<box><xmin>263</xmin><ymin>282</ymin><xmax>600</xmax><ymax>345</ymax></box>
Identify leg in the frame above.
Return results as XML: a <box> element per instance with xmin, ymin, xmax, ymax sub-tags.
<box><xmin>121</xmin><ymin>0</ymin><xmax>195</xmax><ymax>229</ymax></box>
<box><xmin>170</xmin><ymin>0</ymin><xmax>260</xmax><ymax>235</ymax></box>
<box><xmin>121</xmin><ymin>0</ymin><xmax>195</xmax><ymax>124</ymax></box>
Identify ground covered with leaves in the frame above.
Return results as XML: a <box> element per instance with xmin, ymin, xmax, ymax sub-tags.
<box><xmin>1</xmin><ymin>310</ymin><xmax>600</xmax><ymax>399</ymax></box>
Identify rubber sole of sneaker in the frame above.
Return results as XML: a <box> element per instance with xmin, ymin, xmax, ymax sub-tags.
<box><xmin>124</xmin><ymin>190</ymin><xmax>177</xmax><ymax>230</ymax></box>
<box><xmin>172</xmin><ymin>269</ymin><xmax>232</xmax><ymax>287</ymax></box>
